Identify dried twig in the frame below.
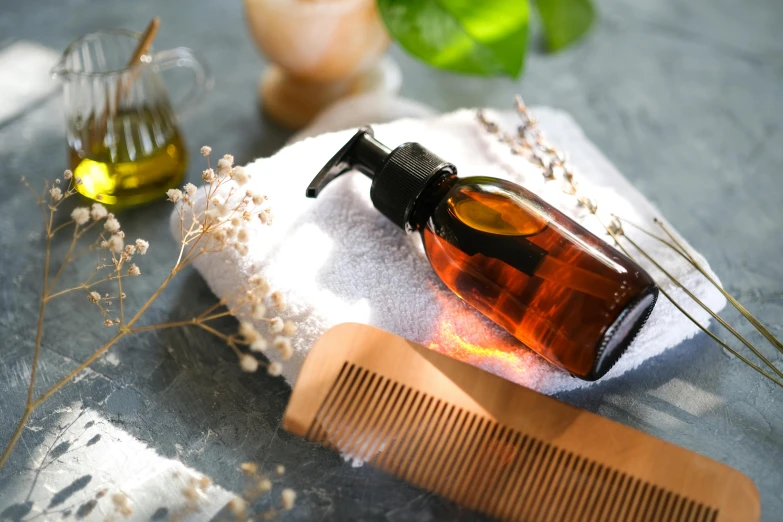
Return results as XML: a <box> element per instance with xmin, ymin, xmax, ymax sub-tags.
<box><xmin>476</xmin><ymin>97</ymin><xmax>783</xmax><ymax>388</ymax></box>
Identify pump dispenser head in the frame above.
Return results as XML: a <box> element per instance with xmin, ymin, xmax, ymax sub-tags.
<box><xmin>307</xmin><ymin>127</ymin><xmax>456</xmax><ymax>232</ymax></box>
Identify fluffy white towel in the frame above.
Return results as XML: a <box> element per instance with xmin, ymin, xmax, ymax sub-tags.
<box><xmin>171</xmin><ymin>108</ymin><xmax>726</xmax><ymax>395</ymax></box>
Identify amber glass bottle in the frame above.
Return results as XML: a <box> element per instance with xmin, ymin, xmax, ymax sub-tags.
<box><xmin>308</xmin><ymin>128</ymin><xmax>658</xmax><ymax>380</ymax></box>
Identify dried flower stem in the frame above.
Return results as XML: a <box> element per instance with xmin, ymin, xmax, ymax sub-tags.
<box><xmin>1</xmin><ymin>153</ymin><xmax>294</xmax><ymax>471</ymax></box>
<box><xmin>477</xmin><ymin>97</ymin><xmax>783</xmax><ymax>389</ymax></box>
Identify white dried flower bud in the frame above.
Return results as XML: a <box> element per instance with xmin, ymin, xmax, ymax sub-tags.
<box><xmin>202</xmin><ymin>168</ymin><xmax>216</xmax><ymax>183</ymax></box>
<box><xmin>258</xmin><ymin>211</ymin><xmax>268</xmax><ymax>225</ymax></box>
<box><xmin>108</xmin><ymin>234</ymin><xmax>124</xmax><ymax>253</ymax></box>
<box><xmin>226</xmin><ymin>224</ymin><xmax>238</xmax><ymax>239</ymax></box>
<box><xmin>258</xmin><ymin>477</ymin><xmax>272</xmax><ymax>493</ymax></box>
<box><xmin>104</xmin><ymin>216</ymin><xmax>121</xmax><ymax>233</ymax></box>
<box><xmin>240</xmin><ymin>354</ymin><xmax>259</xmax><ymax>373</ymax></box>
<box><xmin>239</xmin><ymin>321</ymin><xmax>259</xmax><ymax>343</ymax></box>
<box><xmin>267</xmin><ymin>361</ymin><xmax>283</xmax><ymax>377</ymax></box>
<box><xmin>200</xmin><ymin>145</ymin><xmax>212</xmax><ymax>157</ymax></box>
<box><xmin>49</xmin><ymin>187</ymin><xmax>62</xmax><ymax>201</ymax></box>
<box><xmin>282</xmin><ymin>320</ymin><xmax>296</xmax><ymax>336</ymax></box>
<box><xmin>63</xmin><ymin>169</ymin><xmax>73</xmax><ymax>180</ymax></box>
<box><xmin>281</xmin><ymin>488</ymin><xmax>296</xmax><ymax>510</ymax></box>
<box><xmin>230</xmin><ymin>216</ymin><xmax>242</xmax><ymax>228</ymax></box>
<box><xmin>234</xmin><ymin>243</ymin><xmax>249</xmax><ymax>256</ymax></box>
<box><xmin>251</xmin><ymin>303</ymin><xmax>267</xmax><ymax>320</ymax></box>
<box><xmin>183</xmin><ymin>183</ymin><xmax>198</xmax><ymax>197</ymax></box>
<box><xmin>236</xmin><ymin>228</ymin><xmax>250</xmax><ymax>243</ymax></box>
<box><xmin>91</xmin><ymin>203</ymin><xmax>108</xmax><ymax>220</ymax></box>
<box><xmin>104</xmin><ymin>319</ymin><xmax>114</xmax><ymax>327</ymax></box>
<box><xmin>250</xmin><ymin>338</ymin><xmax>267</xmax><ymax>353</ymax></box>
<box><xmin>276</xmin><ymin>465</ymin><xmax>285</xmax><ymax>476</ymax></box>
<box><xmin>249</xmin><ymin>274</ymin><xmax>267</xmax><ymax>287</ymax></box>
<box><xmin>269</xmin><ymin>317</ymin><xmax>284</xmax><ymax>333</ymax></box>
<box><xmin>252</xmin><ymin>193</ymin><xmax>265</xmax><ymax>206</ymax></box>
<box><xmin>55</xmin><ymin>179</ymin><xmax>61</xmax><ymax>185</ymax></box>
<box><xmin>211</xmin><ymin>229</ymin><xmax>228</xmax><ymax>244</ymax></box>
<box><xmin>271</xmin><ymin>291</ymin><xmax>285</xmax><ymax>311</ymax></box>
<box><xmin>71</xmin><ymin>207</ymin><xmax>90</xmax><ymax>225</ymax></box>
<box><xmin>227</xmin><ymin>497</ymin><xmax>246</xmax><ymax>517</ymax></box>
<box><xmin>124</xmin><ymin>244</ymin><xmax>136</xmax><ymax>256</ymax></box>
<box><xmin>216</xmin><ymin>158</ymin><xmax>232</xmax><ymax>177</ymax></box>
<box><xmin>88</xmin><ymin>291</ymin><xmax>101</xmax><ymax>303</ymax></box>
<box><xmin>128</xmin><ymin>264</ymin><xmax>140</xmax><ymax>276</ymax></box>
<box><xmin>166</xmin><ymin>188</ymin><xmax>183</xmax><ymax>202</ymax></box>
<box><xmin>223</xmin><ymin>154</ymin><xmax>234</xmax><ymax>165</ymax></box>
<box><xmin>75</xmin><ymin>177</ymin><xmax>84</xmax><ymax>185</ymax></box>
<box><xmin>135</xmin><ymin>239</ymin><xmax>149</xmax><ymax>255</ymax></box>
<box><xmin>232</xmin><ymin>166</ymin><xmax>249</xmax><ymax>186</ymax></box>
<box><xmin>274</xmin><ymin>336</ymin><xmax>293</xmax><ymax>360</ymax></box>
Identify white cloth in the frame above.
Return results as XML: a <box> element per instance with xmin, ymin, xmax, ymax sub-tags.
<box><xmin>171</xmin><ymin>107</ymin><xmax>726</xmax><ymax>395</ymax></box>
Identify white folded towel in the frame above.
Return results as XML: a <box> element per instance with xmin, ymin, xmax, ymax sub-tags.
<box><xmin>171</xmin><ymin>107</ymin><xmax>726</xmax><ymax>395</ymax></box>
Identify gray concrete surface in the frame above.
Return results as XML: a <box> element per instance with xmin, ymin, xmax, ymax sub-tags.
<box><xmin>0</xmin><ymin>0</ymin><xmax>781</xmax><ymax>520</ymax></box>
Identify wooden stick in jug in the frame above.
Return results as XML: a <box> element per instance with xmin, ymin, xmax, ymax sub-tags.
<box><xmin>115</xmin><ymin>17</ymin><xmax>160</xmax><ymax>108</ymax></box>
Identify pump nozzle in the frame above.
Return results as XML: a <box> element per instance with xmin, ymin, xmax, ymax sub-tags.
<box><xmin>307</xmin><ymin>126</ymin><xmax>456</xmax><ymax>231</ymax></box>
<box><xmin>306</xmin><ymin>127</ymin><xmax>391</xmax><ymax>198</ymax></box>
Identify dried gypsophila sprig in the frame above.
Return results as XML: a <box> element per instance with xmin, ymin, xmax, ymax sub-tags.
<box><xmin>1</xmin><ymin>150</ymin><xmax>297</xmax><ymax>472</ymax></box>
<box><xmin>477</xmin><ymin>96</ymin><xmax>783</xmax><ymax>388</ymax></box>
<box><xmin>224</xmin><ymin>461</ymin><xmax>296</xmax><ymax>520</ymax></box>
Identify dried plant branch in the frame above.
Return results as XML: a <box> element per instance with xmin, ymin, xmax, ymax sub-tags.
<box><xmin>1</xmin><ymin>151</ymin><xmax>294</xmax><ymax>471</ymax></box>
<box><xmin>477</xmin><ymin>97</ymin><xmax>783</xmax><ymax>388</ymax></box>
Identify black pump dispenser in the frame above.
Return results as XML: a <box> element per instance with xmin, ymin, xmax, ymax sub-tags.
<box><xmin>307</xmin><ymin>127</ymin><xmax>456</xmax><ymax>231</ymax></box>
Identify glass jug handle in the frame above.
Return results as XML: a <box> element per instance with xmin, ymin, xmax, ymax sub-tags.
<box><xmin>150</xmin><ymin>47</ymin><xmax>212</xmax><ymax>114</ymax></box>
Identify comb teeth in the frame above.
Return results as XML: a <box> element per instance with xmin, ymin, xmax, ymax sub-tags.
<box><xmin>307</xmin><ymin>362</ymin><xmax>719</xmax><ymax>522</ymax></box>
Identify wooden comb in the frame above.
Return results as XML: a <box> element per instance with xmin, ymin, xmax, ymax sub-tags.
<box><xmin>283</xmin><ymin>323</ymin><xmax>759</xmax><ymax>522</ymax></box>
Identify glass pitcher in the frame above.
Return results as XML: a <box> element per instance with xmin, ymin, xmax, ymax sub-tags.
<box><xmin>52</xmin><ymin>30</ymin><xmax>210</xmax><ymax>207</ymax></box>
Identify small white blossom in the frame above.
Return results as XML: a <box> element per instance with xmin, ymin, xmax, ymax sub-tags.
<box><xmin>124</xmin><ymin>244</ymin><xmax>136</xmax><ymax>256</ymax></box>
<box><xmin>104</xmin><ymin>216</ymin><xmax>121</xmax><ymax>233</ymax></box>
<box><xmin>107</xmin><ymin>234</ymin><xmax>124</xmax><ymax>253</ymax></box>
<box><xmin>267</xmin><ymin>361</ymin><xmax>283</xmax><ymax>377</ymax></box>
<box><xmin>230</xmin><ymin>216</ymin><xmax>242</xmax><ymax>228</ymax></box>
<box><xmin>71</xmin><ymin>207</ymin><xmax>90</xmax><ymax>225</ymax></box>
<box><xmin>239</xmin><ymin>321</ymin><xmax>260</xmax><ymax>343</ymax></box>
<box><xmin>166</xmin><ymin>188</ymin><xmax>183</xmax><ymax>202</ymax></box>
<box><xmin>223</xmin><ymin>154</ymin><xmax>234</xmax><ymax>165</ymax></box>
<box><xmin>104</xmin><ymin>319</ymin><xmax>114</xmax><ymax>327</ymax></box>
<box><xmin>250</xmin><ymin>303</ymin><xmax>267</xmax><ymax>320</ymax></box>
<box><xmin>250</xmin><ymin>338</ymin><xmax>267</xmax><ymax>353</ymax></box>
<box><xmin>200</xmin><ymin>145</ymin><xmax>212</xmax><ymax>157</ymax></box>
<box><xmin>211</xmin><ymin>228</ymin><xmax>228</xmax><ymax>244</ymax></box>
<box><xmin>234</xmin><ymin>243</ymin><xmax>249</xmax><ymax>256</ymax></box>
<box><xmin>88</xmin><ymin>291</ymin><xmax>101</xmax><ymax>303</ymax></box>
<box><xmin>281</xmin><ymin>489</ymin><xmax>296</xmax><ymax>510</ymax></box>
<box><xmin>232</xmin><ymin>166</ymin><xmax>249</xmax><ymax>186</ymax></box>
<box><xmin>135</xmin><ymin>239</ymin><xmax>149</xmax><ymax>255</ymax></box>
<box><xmin>240</xmin><ymin>354</ymin><xmax>259</xmax><ymax>373</ymax></box>
<box><xmin>128</xmin><ymin>264</ymin><xmax>140</xmax><ymax>276</ymax></box>
<box><xmin>216</xmin><ymin>158</ymin><xmax>231</xmax><ymax>177</ymax></box>
<box><xmin>228</xmin><ymin>497</ymin><xmax>246</xmax><ymax>518</ymax></box>
<box><xmin>258</xmin><ymin>477</ymin><xmax>272</xmax><ymax>492</ymax></box>
<box><xmin>202</xmin><ymin>168</ymin><xmax>216</xmax><ymax>183</ymax></box>
<box><xmin>274</xmin><ymin>336</ymin><xmax>293</xmax><ymax>360</ymax></box>
<box><xmin>49</xmin><ymin>187</ymin><xmax>62</xmax><ymax>201</ymax></box>
<box><xmin>269</xmin><ymin>317</ymin><xmax>284</xmax><ymax>333</ymax></box>
<box><xmin>271</xmin><ymin>291</ymin><xmax>286</xmax><ymax>311</ymax></box>
<box><xmin>252</xmin><ymin>193</ymin><xmax>265</xmax><ymax>206</ymax></box>
<box><xmin>236</xmin><ymin>228</ymin><xmax>250</xmax><ymax>243</ymax></box>
<box><xmin>276</xmin><ymin>465</ymin><xmax>285</xmax><ymax>476</ymax></box>
<box><xmin>91</xmin><ymin>203</ymin><xmax>108</xmax><ymax>220</ymax></box>
<box><xmin>63</xmin><ymin>169</ymin><xmax>73</xmax><ymax>180</ymax></box>
<box><xmin>282</xmin><ymin>320</ymin><xmax>297</xmax><ymax>336</ymax></box>
<box><xmin>183</xmin><ymin>183</ymin><xmax>198</xmax><ymax>197</ymax></box>
<box><xmin>75</xmin><ymin>177</ymin><xmax>84</xmax><ymax>185</ymax></box>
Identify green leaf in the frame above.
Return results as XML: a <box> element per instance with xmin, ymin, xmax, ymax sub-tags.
<box><xmin>377</xmin><ymin>0</ymin><xmax>529</xmax><ymax>78</ymax></box>
<box><xmin>534</xmin><ymin>0</ymin><xmax>596</xmax><ymax>52</ymax></box>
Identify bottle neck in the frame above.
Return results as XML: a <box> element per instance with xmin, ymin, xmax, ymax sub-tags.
<box><xmin>409</xmin><ymin>172</ymin><xmax>458</xmax><ymax>232</ymax></box>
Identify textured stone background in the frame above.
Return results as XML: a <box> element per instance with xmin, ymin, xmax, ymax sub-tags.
<box><xmin>0</xmin><ymin>0</ymin><xmax>781</xmax><ymax>520</ymax></box>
